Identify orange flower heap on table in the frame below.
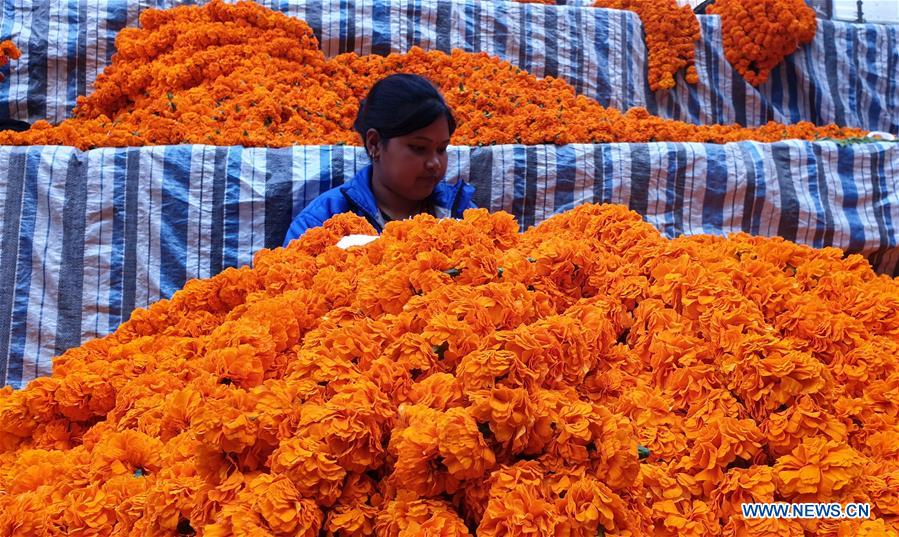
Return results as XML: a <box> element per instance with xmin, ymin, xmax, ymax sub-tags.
<box><xmin>594</xmin><ymin>0</ymin><xmax>701</xmax><ymax>91</ymax></box>
<box><xmin>1</xmin><ymin>203</ymin><xmax>898</xmax><ymax>536</ymax></box>
<box><xmin>0</xmin><ymin>0</ymin><xmax>860</xmax><ymax>149</ymax></box>
<box><xmin>708</xmin><ymin>0</ymin><xmax>817</xmax><ymax>86</ymax></box>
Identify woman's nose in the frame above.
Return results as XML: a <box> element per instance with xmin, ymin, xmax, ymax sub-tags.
<box><xmin>425</xmin><ymin>154</ymin><xmax>439</xmax><ymax>171</ymax></box>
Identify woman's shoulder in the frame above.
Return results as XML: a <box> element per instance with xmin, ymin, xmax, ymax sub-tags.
<box><xmin>301</xmin><ymin>183</ymin><xmax>352</xmax><ymax>213</ymax></box>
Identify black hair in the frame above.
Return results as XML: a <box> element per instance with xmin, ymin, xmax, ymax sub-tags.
<box><xmin>353</xmin><ymin>73</ymin><xmax>456</xmax><ymax>154</ymax></box>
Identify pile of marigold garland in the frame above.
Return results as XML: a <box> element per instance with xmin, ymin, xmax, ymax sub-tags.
<box><xmin>593</xmin><ymin>0</ymin><xmax>700</xmax><ymax>91</ymax></box>
<box><xmin>0</xmin><ymin>0</ymin><xmax>859</xmax><ymax>150</ymax></box>
<box><xmin>1</xmin><ymin>204</ymin><xmax>899</xmax><ymax>536</ymax></box>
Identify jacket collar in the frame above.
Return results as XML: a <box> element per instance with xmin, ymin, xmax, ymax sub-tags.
<box><xmin>340</xmin><ymin>165</ymin><xmax>470</xmax><ymax>229</ymax></box>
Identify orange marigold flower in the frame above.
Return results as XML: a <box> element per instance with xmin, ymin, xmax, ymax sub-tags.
<box><xmin>270</xmin><ymin>436</ymin><xmax>347</xmax><ymax>507</ymax></box>
<box><xmin>774</xmin><ymin>437</ymin><xmax>865</xmax><ymax>501</ymax></box>
<box><xmin>374</xmin><ymin>496</ymin><xmax>470</xmax><ymax>537</ymax></box>
<box><xmin>762</xmin><ymin>395</ymin><xmax>848</xmax><ymax>458</ymax></box>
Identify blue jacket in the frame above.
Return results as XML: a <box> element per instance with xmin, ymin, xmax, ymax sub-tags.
<box><xmin>283</xmin><ymin>165</ymin><xmax>477</xmax><ymax>247</ymax></box>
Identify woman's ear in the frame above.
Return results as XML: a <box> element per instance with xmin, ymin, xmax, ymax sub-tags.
<box><xmin>365</xmin><ymin>129</ymin><xmax>381</xmax><ymax>162</ymax></box>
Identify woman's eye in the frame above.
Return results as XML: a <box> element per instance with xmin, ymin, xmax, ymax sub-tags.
<box><xmin>410</xmin><ymin>145</ymin><xmax>425</xmax><ymax>153</ymax></box>
<box><xmin>437</xmin><ymin>146</ymin><xmax>447</xmax><ymax>154</ymax></box>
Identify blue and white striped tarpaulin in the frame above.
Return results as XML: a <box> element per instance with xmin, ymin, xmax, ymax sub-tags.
<box><xmin>0</xmin><ymin>0</ymin><xmax>896</xmax><ymax>133</ymax></box>
<box><xmin>1</xmin><ymin>141</ymin><xmax>898</xmax><ymax>389</ymax></box>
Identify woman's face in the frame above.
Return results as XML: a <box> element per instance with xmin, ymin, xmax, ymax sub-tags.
<box><xmin>368</xmin><ymin>116</ymin><xmax>451</xmax><ymax>201</ymax></box>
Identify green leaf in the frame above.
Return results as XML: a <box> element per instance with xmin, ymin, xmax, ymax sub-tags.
<box><xmin>444</xmin><ymin>268</ymin><xmax>461</xmax><ymax>278</ymax></box>
<box><xmin>638</xmin><ymin>445</ymin><xmax>651</xmax><ymax>460</ymax></box>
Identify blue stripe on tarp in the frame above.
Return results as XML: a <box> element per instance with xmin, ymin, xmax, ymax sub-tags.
<box><xmin>54</xmin><ymin>150</ymin><xmax>87</xmax><ymax>357</ymax></box>
<box><xmin>306</xmin><ymin>0</ymin><xmax>323</xmax><ymax>52</ymax></box>
<box><xmin>511</xmin><ymin>146</ymin><xmax>526</xmax><ymax>231</ymax></box>
<box><xmin>544</xmin><ymin>7</ymin><xmax>557</xmax><ymax>79</ymax></box>
<box><xmin>65</xmin><ymin>0</ymin><xmax>80</xmax><ymax>120</ymax></box>
<box><xmin>435</xmin><ymin>0</ymin><xmax>451</xmax><ymax>53</ymax></box>
<box><xmin>887</xmin><ymin>30</ymin><xmax>898</xmax><ymax>133</ymax></box>
<box><xmin>628</xmin><ymin>144</ymin><xmax>650</xmax><ymax>217</ymax></box>
<box><xmin>836</xmin><ymin>145</ymin><xmax>866</xmax><ymax>253</ymax></box>
<box><xmin>462</xmin><ymin>0</ymin><xmax>474</xmax><ymax>51</ymax></box>
<box><xmin>411</xmin><ymin>0</ymin><xmax>422</xmax><ymax>47</ymax></box>
<box><xmin>523</xmin><ymin>146</ymin><xmax>538</xmax><ymax>229</ymax></box>
<box><xmin>265</xmin><ymin>147</ymin><xmax>294</xmax><ymax>249</ymax></box>
<box><xmin>802</xmin><ymin>36</ymin><xmax>823</xmax><ymax>129</ymax></box>
<box><xmin>846</xmin><ymin>25</ymin><xmax>860</xmax><ymax>126</ymax></box>
<box><xmin>805</xmin><ymin>144</ymin><xmax>826</xmax><ymax>248</ymax></box>
<box><xmin>571</xmin><ymin>7</ymin><xmax>584</xmax><ymax>97</ymax></box>
<box><xmin>493</xmin><ymin>1</ymin><xmax>507</xmax><ymax>57</ymax></box>
<box><xmin>0</xmin><ymin>150</ymin><xmax>26</xmax><ymax>385</ymax></box>
<box><xmin>517</xmin><ymin>3</ymin><xmax>529</xmax><ymax>74</ymax></box>
<box><xmin>159</xmin><ymin>145</ymin><xmax>190</xmax><ymax>298</ymax></box>
<box><xmin>869</xmin><ymin>146</ymin><xmax>893</xmax><ymax>270</ymax></box>
<box><xmin>593</xmin><ymin>8</ymin><xmax>610</xmax><ymax>106</ymax></box>
<box><xmin>622</xmin><ymin>13</ymin><xmax>633</xmax><ymax>112</ymax></box>
<box><xmin>701</xmin><ymin>145</ymin><xmax>727</xmax><ymax>235</ymax></box>
<box><xmin>671</xmin><ymin>144</ymin><xmax>686</xmax><ymax>236</ymax></box>
<box><xmin>121</xmin><ymin>149</ymin><xmax>138</xmax><ymax>321</ymax></box>
<box><xmin>0</xmin><ymin>0</ymin><xmax>16</xmax><ymax>118</ymax></box>
<box><xmin>76</xmin><ymin>0</ymin><xmax>88</xmax><ymax>106</ymax></box>
<box><xmin>26</xmin><ymin>2</ymin><xmax>48</xmax><ymax>118</ymax></box>
<box><xmin>822</xmin><ymin>22</ymin><xmax>847</xmax><ymax>129</ymax></box>
<box><xmin>371</xmin><ymin>0</ymin><xmax>391</xmax><ymax>55</ymax></box>
<box><xmin>864</xmin><ymin>26</ymin><xmax>882</xmax><ymax>132</ymax></box>
<box><xmin>553</xmin><ymin>144</ymin><xmax>575</xmax><ymax>213</ymax></box>
<box><xmin>772</xmin><ymin>144</ymin><xmax>800</xmax><ymax>242</ymax></box>
<box><xmin>601</xmin><ymin>144</ymin><xmax>614</xmax><ymax>204</ymax></box>
<box><xmin>785</xmin><ymin>43</ymin><xmax>801</xmax><ymax>125</ymax></box>
<box><xmin>210</xmin><ymin>146</ymin><xmax>227</xmax><ymax>275</ymax></box>
<box><xmin>690</xmin><ymin>17</ymin><xmax>713</xmax><ymax>125</ymax></box>
<box><xmin>741</xmin><ymin>143</ymin><xmax>766</xmax><ymax>235</ymax></box>
<box><xmin>108</xmin><ymin>149</ymin><xmax>126</xmax><ymax>332</ymax></box>
<box><xmin>342</xmin><ymin>0</ymin><xmax>354</xmax><ymax>54</ymax></box>
<box><xmin>659</xmin><ymin>144</ymin><xmax>675</xmax><ymax>238</ymax></box>
<box><xmin>6</xmin><ymin>148</ymin><xmax>41</xmax><ymax>387</ymax></box>
<box><xmin>224</xmin><ymin>146</ymin><xmax>242</xmax><ymax>269</ymax></box>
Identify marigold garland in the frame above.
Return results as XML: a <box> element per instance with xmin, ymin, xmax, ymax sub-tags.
<box><xmin>708</xmin><ymin>0</ymin><xmax>817</xmax><ymax>86</ymax></box>
<box><xmin>1</xmin><ymin>203</ymin><xmax>898</xmax><ymax>535</ymax></box>
<box><xmin>0</xmin><ymin>1</ymin><xmax>860</xmax><ymax>149</ymax></box>
<box><xmin>593</xmin><ymin>0</ymin><xmax>701</xmax><ymax>91</ymax></box>
<box><xmin>0</xmin><ymin>40</ymin><xmax>20</xmax><ymax>82</ymax></box>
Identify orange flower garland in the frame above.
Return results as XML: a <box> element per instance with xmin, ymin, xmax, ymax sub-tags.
<box><xmin>0</xmin><ymin>1</ymin><xmax>860</xmax><ymax>150</ymax></box>
<box><xmin>594</xmin><ymin>0</ymin><xmax>701</xmax><ymax>91</ymax></box>
<box><xmin>0</xmin><ymin>40</ymin><xmax>20</xmax><ymax>82</ymax></box>
<box><xmin>708</xmin><ymin>0</ymin><xmax>817</xmax><ymax>86</ymax></box>
<box><xmin>1</xmin><ymin>203</ymin><xmax>898</xmax><ymax>535</ymax></box>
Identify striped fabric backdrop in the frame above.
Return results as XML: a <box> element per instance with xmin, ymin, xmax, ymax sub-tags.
<box><xmin>0</xmin><ymin>0</ymin><xmax>896</xmax><ymax>133</ymax></box>
<box><xmin>1</xmin><ymin>141</ymin><xmax>898</xmax><ymax>388</ymax></box>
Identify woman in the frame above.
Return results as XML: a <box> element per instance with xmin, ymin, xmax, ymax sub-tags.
<box><xmin>282</xmin><ymin>74</ymin><xmax>477</xmax><ymax>247</ymax></box>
